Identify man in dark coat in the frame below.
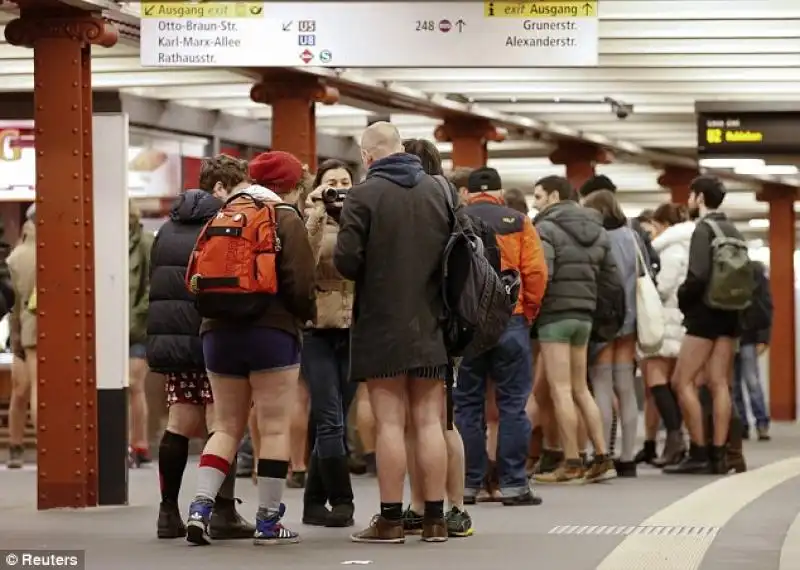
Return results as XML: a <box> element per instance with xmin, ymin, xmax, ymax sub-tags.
<box><xmin>334</xmin><ymin>122</ymin><xmax>450</xmax><ymax>544</ymax></box>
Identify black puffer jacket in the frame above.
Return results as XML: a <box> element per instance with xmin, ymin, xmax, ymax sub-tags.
<box><xmin>146</xmin><ymin>190</ymin><xmax>222</xmax><ymax>373</ymax></box>
<box><xmin>533</xmin><ymin>201</ymin><xmax>620</xmax><ymax>327</ymax></box>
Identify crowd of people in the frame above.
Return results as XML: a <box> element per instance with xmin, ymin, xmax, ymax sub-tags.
<box><xmin>2</xmin><ymin>123</ymin><xmax>773</xmax><ymax>548</ymax></box>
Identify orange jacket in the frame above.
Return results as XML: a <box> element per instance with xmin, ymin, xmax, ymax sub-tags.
<box><xmin>464</xmin><ymin>194</ymin><xmax>548</xmax><ymax>322</ymax></box>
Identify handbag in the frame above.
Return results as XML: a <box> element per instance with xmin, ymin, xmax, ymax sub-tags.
<box><xmin>631</xmin><ymin>232</ymin><xmax>665</xmax><ymax>355</ymax></box>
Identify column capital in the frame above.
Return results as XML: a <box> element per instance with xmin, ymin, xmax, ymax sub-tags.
<box><xmin>548</xmin><ymin>141</ymin><xmax>612</xmax><ymax>167</ymax></box>
<box><xmin>656</xmin><ymin>165</ymin><xmax>699</xmax><ymax>191</ymax></box>
<box><xmin>433</xmin><ymin>118</ymin><xmax>505</xmax><ymax>144</ymax></box>
<box><xmin>756</xmin><ymin>182</ymin><xmax>800</xmax><ymax>202</ymax></box>
<box><xmin>250</xmin><ymin>72</ymin><xmax>339</xmax><ymax>106</ymax></box>
<box><xmin>4</xmin><ymin>14</ymin><xmax>117</xmax><ymax>48</ymax></box>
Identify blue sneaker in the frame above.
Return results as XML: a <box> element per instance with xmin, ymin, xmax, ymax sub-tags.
<box><xmin>253</xmin><ymin>503</ymin><xmax>301</xmax><ymax>545</ymax></box>
<box><xmin>186</xmin><ymin>499</ymin><xmax>213</xmax><ymax>546</ymax></box>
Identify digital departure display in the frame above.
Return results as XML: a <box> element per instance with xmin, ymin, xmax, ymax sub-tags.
<box><xmin>697</xmin><ymin>112</ymin><xmax>800</xmax><ymax>155</ymax></box>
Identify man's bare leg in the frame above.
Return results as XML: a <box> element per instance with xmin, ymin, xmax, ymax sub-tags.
<box><xmin>664</xmin><ymin>336</ymin><xmax>715</xmax><ymax>474</ymax></box>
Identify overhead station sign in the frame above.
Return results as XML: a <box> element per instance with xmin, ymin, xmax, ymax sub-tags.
<box><xmin>140</xmin><ymin>1</ymin><xmax>599</xmax><ymax>68</ymax></box>
<box><xmin>697</xmin><ymin>113</ymin><xmax>800</xmax><ymax>155</ymax></box>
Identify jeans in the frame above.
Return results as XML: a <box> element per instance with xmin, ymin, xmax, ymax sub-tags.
<box><xmin>454</xmin><ymin>315</ymin><xmax>533</xmax><ymax>495</ymax></box>
<box><xmin>733</xmin><ymin>344</ymin><xmax>770</xmax><ymax>429</ymax></box>
<box><xmin>302</xmin><ymin>329</ymin><xmax>357</xmax><ymax>459</ymax></box>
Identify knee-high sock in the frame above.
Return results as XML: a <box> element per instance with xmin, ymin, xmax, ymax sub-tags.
<box><xmin>612</xmin><ymin>363</ymin><xmax>638</xmax><ymax>462</ymax></box>
<box><xmin>590</xmin><ymin>364</ymin><xmax>615</xmax><ymax>455</ymax></box>
<box><xmin>651</xmin><ymin>384</ymin><xmax>682</xmax><ymax>432</ymax></box>
<box><xmin>158</xmin><ymin>430</ymin><xmax>189</xmax><ymax>504</ymax></box>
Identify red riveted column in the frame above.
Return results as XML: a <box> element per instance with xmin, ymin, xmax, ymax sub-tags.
<box><xmin>251</xmin><ymin>71</ymin><xmax>339</xmax><ymax>172</ymax></box>
<box><xmin>549</xmin><ymin>141</ymin><xmax>612</xmax><ymax>191</ymax></box>
<box><xmin>657</xmin><ymin>166</ymin><xmax>699</xmax><ymax>205</ymax></box>
<box><xmin>761</xmin><ymin>183</ymin><xmax>798</xmax><ymax>421</ymax></box>
<box><xmin>433</xmin><ymin>119</ymin><xmax>505</xmax><ymax>169</ymax></box>
<box><xmin>5</xmin><ymin>10</ymin><xmax>117</xmax><ymax>509</ymax></box>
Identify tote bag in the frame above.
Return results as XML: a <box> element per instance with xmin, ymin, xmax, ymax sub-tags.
<box><xmin>632</xmin><ymin>233</ymin><xmax>665</xmax><ymax>355</ymax></box>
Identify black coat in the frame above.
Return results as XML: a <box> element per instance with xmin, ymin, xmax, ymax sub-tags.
<box><xmin>146</xmin><ymin>190</ymin><xmax>222</xmax><ymax>373</ymax></box>
<box><xmin>334</xmin><ymin>153</ymin><xmax>450</xmax><ymax>380</ymax></box>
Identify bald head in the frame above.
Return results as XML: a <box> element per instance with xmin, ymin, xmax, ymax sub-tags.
<box><xmin>360</xmin><ymin>122</ymin><xmax>404</xmax><ymax>167</ymax></box>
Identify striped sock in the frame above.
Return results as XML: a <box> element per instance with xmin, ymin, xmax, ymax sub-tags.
<box><xmin>196</xmin><ymin>453</ymin><xmax>230</xmax><ymax>502</ymax></box>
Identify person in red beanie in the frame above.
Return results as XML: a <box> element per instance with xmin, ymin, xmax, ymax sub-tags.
<box><xmin>248</xmin><ymin>151</ymin><xmax>312</xmax><ymax>207</ymax></box>
<box><xmin>186</xmin><ymin>149</ymin><xmax>317</xmax><ymax>547</ymax></box>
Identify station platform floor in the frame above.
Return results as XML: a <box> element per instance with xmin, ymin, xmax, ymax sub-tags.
<box><xmin>3</xmin><ymin>425</ymin><xmax>800</xmax><ymax>570</ymax></box>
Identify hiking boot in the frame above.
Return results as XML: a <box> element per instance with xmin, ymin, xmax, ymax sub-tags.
<box><xmin>727</xmin><ymin>413</ymin><xmax>748</xmax><ymax>474</ymax></box>
<box><xmin>421</xmin><ymin>517</ymin><xmax>448</xmax><ymax>543</ymax></box>
<box><xmin>534</xmin><ymin>459</ymin><xmax>585</xmax><ymax>485</ymax></box>
<box><xmin>534</xmin><ymin>448</ymin><xmax>563</xmax><ymax>474</ymax></box>
<box><xmin>350</xmin><ymin>515</ymin><xmax>405</xmax><ymax>544</ymax></box>
<box><xmin>583</xmin><ymin>454</ymin><xmax>616</xmax><ymax>483</ymax></box>
<box><xmin>709</xmin><ymin>445</ymin><xmax>728</xmax><ymax>475</ymax></box>
<box><xmin>662</xmin><ymin>444</ymin><xmax>710</xmax><ymax>475</ymax></box>
<box><xmin>757</xmin><ymin>426</ymin><xmax>771</xmax><ymax>441</ymax></box>
<box><xmin>157</xmin><ymin>501</ymin><xmax>186</xmax><ymax>539</ymax></box>
<box><xmin>658</xmin><ymin>431</ymin><xmax>687</xmax><ymax>467</ymax></box>
<box><xmin>402</xmin><ymin>507</ymin><xmax>423</xmax><ymax>534</ymax></box>
<box><xmin>6</xmin><ymin>445</ymin><xmax>24</xmax><ymax>469</ymax></box>
<box><xmin>286</xmin><ymin>471</ymin><xmax>306</xmax><ymax>489</ymax></box>
<box><xmin>634</xmin><ymin>441</ymin><xmax>657</xmax><ymax>465</ymax></box>
<box><xmin>210</xmin><ymin>497</ymin><xmax>255</xmax><ymax>539</ymax></box>
<box><xmin>445</xmin><ymin>506</ymin><xmax>474</xmax><ymax>537</ymax></box>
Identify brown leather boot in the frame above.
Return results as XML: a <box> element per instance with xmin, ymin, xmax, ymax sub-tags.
<box><xmin>726</xmin><ymin>413</ymin><xmax>747</xmax><ymax>473</ymax></box>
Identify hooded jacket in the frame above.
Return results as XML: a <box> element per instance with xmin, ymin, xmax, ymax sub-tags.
<box><xmin>334</xmin><ymin>153</ymin><xmax>450</xmax><ymax>380</ymax></box>
<box><xmin>533</xmin><ymin>201</ymin><xmax>618</xmax><ymax>327</ymax></box>
<box><xmin>649</xmin><ymin>220</ymin><xmax>694</xmax><ymax>357</ymax></box>
<box><xmin>146</xmin><ymin>190</ymin><xmax>222</xmax><ymax>373</ymax></box>
<box><xmin>464</xmin><ymin>193</ymin><xmax>547</xmax><ymax>322</ymax></box>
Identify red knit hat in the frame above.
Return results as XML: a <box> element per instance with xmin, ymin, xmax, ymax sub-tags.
<box><xmin>248</xmin><ymin>151</ymin><xmax>304</xmax><ymax>194</ymax></box>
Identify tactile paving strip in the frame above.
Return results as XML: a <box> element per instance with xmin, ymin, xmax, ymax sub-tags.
<box><xmin>549</xmin><ymin>525</ymin><xmax>720</xmax><ymax>538</ymax></box>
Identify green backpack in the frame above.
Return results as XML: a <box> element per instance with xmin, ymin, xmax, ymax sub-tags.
<box><xmin>704</xmin><ymin>219</ymin><xmax>755</xmax><ymax>311</ymax></box>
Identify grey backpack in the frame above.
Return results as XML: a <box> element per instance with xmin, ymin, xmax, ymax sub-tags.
<box><xmin>704</xmin><ymin>219</ymin><xmax>755</xmax><ymax>311</ymax></box>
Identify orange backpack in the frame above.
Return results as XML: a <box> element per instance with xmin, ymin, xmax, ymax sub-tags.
<box><xmin>186</xmin><ymin>193</ymin><xmax>288</xmax><ymax>320</ymax></box>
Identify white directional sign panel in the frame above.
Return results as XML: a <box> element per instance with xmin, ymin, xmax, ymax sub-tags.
<box><xmin>140</xmin><ymin>1</ymin><xmax>598</xmax><ymax>68</ymax></box>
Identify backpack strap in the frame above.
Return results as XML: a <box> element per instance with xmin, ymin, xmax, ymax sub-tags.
<box><xmin>432</xmin><ymin>175</ymin><xmax>458</xmax><ymax>226</ymax></box>
<box><xmin>704</xmin><ymin>219</ymin><xmax>725</xmax><ymax>240</ymax></box>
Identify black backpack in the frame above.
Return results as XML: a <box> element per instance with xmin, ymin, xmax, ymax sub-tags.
<box><xmin>742</xmin><ymin>263</ymin><xmax>772</xmax><ymax>332</ymax></box>
<box><xmin>591</xmin><ymin>249</ymin><xmax>626</xmax><ymax>343</ymax></box>
<box><xmin>433</xmin><ymin>176</ymin><xmax>520</xmax><ymax>360</ymax></box>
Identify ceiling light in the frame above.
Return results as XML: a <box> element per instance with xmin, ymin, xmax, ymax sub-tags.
<box><xmin>699</xmin><ymin>158</ymin><xmax>765</xmax><ymax>168</ymax></box>
<box><xmin>734</xmin><ymin>164</ymin><xmax>799</xmax><ymax>175</ymax></box>
<box><xmin>749</xmin><ymin>219</ymin><xmax>770</xmax><ymax>229</ymax></box>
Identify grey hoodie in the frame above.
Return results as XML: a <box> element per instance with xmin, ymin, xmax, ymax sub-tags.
<box><xmin>534</xmin><ymin>201</ymin><xmax>618</xmax><ymax>326</ymax></box>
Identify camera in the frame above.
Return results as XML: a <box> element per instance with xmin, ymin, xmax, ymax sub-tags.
<box><xmin>322</xmin><ymin>187</ymin><xmax>348</xmax><ymax>204</ymax></box>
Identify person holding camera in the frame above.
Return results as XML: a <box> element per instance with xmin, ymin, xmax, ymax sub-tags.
<box><xmin>301</xmin><ymin>159</ymin><xmax>359</xmax><ymax>528</ymax></box>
